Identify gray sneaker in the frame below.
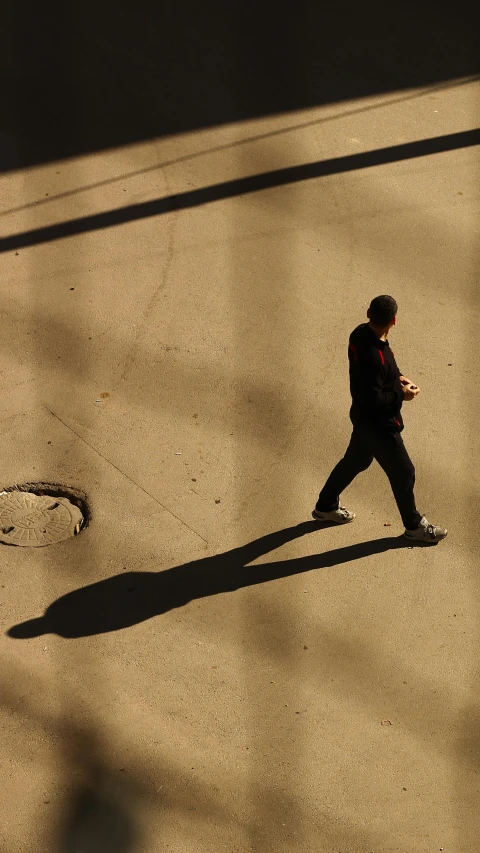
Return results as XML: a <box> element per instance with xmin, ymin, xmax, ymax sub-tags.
<box><xmin>312</xmin><ymin>506</ymin><xmax>356</xmax><ymax>524</ymax></box>
<box><xmin>404</xmin><ymin>516</ymin><xmax>447</xmax><ymax>543</ymax></box>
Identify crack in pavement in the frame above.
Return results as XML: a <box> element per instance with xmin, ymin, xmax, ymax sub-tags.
<box><xmin>117</xmin><ymin>166</ymin><xmax>177</xmax><ymax>386</ymax></box>
<box><xmin>44</xmin><ymin>406</ymin><xmax>209</xmax><ymax>546</ymax></box>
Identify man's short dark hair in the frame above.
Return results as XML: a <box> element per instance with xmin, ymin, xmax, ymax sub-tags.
<box><xmin>369</xmin><ymin>295</ymin><xmax>398</xmax><ymax>326</ymax></box>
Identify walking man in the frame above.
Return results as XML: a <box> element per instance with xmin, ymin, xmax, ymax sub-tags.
<box><xmin>313</xmin><ymin>295</ymin><xmax>447</xmax><ymax>543</ymax></box>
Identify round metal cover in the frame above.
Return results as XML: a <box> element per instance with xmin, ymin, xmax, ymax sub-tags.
<box><xmin>0</xmin><ymin>490</ymin><xmax>84</xmax><ymax>547</ymax></box>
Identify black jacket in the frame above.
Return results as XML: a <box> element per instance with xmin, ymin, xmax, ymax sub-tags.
<box><xmin>348</xmin><ymin>323</ymin><xmax>404</xmax><ymax>432</ymax></box>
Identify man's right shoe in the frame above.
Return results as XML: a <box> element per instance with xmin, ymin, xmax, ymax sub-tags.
<box><xmin>312</xmin><ymin>506</ymin><xmax>356</xmax><ymax>524</ymax></box>
<box><xmin>403</xmin><ymin>516</ymin><xmax>447</xmax><ymax>543</ymax></box>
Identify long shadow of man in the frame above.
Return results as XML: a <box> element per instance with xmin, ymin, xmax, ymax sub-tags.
<box><xmin>7</xmin><ymin>522</ymin><xmax>414</xmax><ymax>639</ymax></box>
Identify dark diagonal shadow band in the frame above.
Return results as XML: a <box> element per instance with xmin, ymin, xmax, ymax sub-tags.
<box><xmin>1</xmin><ymin>128</ymin><xmax>479</xmax><ymax>253</ymax></box>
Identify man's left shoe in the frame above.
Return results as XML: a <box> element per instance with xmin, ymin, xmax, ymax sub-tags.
<box><xmin>312</xmin><ymin>506</ymin><xmax>356</xmax><ymax>524</ymax></box>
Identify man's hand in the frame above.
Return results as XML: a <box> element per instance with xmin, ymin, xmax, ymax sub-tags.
<box><xmin>402</xmin><ymin>384</ymin><xmax>419</xmax><ymax>401</ymax></box>
<box><xmin>400</xmin><ymin>375</ymin><xmax>420</xmax><ymax>400</ymax></box>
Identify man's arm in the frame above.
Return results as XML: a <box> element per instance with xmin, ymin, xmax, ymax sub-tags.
<box><xmin>362</xmin><ymin>348</ymin><xmax>403</xmax><ymax>410</ymax></box>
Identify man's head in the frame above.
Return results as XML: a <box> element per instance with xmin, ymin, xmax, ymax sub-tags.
<box><xmin>367</xmin><ymin>295</ymin><xmax>397</xmax><ymax>333</ymax></box>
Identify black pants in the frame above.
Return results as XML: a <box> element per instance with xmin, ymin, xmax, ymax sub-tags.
<box><xmin>316</xmin><ymin>420</ymin><xmax>422</xmax><ymax>530</ymax></box>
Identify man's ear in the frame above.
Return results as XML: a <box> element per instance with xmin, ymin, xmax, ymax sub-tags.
<box><xmin>367</xmin><ymin>309</ymin><xmax>370</xmax><ymax>319</ymax></box>
<box><xmin>392</xmin><ymin>316</ymin><xmax>397</xmax><ymax>326</ymax></box>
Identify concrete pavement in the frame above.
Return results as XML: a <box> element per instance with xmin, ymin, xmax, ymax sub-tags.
<box><xmin>0</xmin><ymin>78</ymin><xmax>479</xmax><ymax>852</ymax></box>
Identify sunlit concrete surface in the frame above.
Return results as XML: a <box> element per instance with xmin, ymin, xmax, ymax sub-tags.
<box><xmin>0</xmin><ymin>78</ymin><xmax>479</xmax><ymax>852</ymax></box>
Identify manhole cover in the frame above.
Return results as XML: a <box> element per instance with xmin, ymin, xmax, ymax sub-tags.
<box><xmin>0</xmin><ymin>484</ymin><xmax>87</xmax><ymax>547</ymax></box>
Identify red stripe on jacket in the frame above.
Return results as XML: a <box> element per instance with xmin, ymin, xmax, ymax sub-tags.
<box><xmin>349</xmin><ymin>343</ymin><xmax>358</xmax><ymax>362</ymax></box>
